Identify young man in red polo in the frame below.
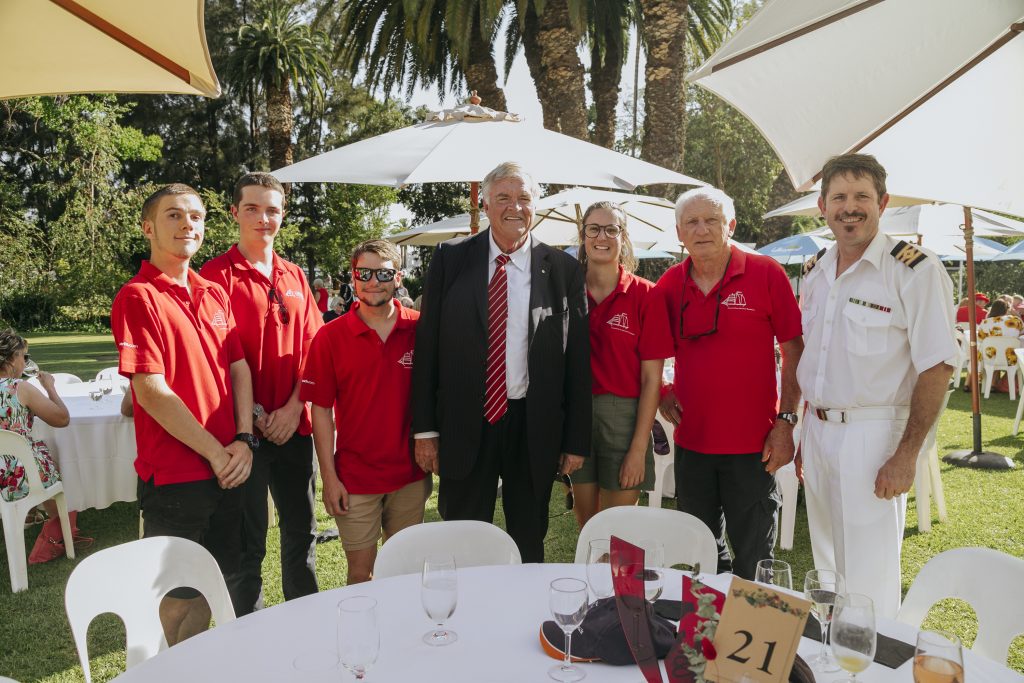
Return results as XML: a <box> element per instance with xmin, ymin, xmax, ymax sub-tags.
<box><xmin>111</xmin><ymin>184</ymin><xmax>255</xmax><ymax>644</ymax></box>
<box><xmin>649</xmin><ymin>187</ymin><xmax>803</xmax><ymax>580</ymax></box>
<box><xmin>302</xmin><ymin>239</ymin><xmax>430</xmax><ymax>584</ymax></box>
<box><xmin>200</xmin><ymin>173</ymin><xmax>322</xmax><ymax>615</ymax></box>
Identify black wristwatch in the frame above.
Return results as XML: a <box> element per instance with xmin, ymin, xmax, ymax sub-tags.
<box><xmin>234</xmin><ymin>432</ymin><xmax>260</xmax><ymax>450</ymax></box>
<box><xmin>776</xmin><ymin>412</ymin><xmax>799</xmax><ymax>426</ymax></box>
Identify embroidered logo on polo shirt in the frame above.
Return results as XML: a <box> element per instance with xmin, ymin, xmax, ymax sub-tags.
<box><xmin>118</xmin><ymin>341</ymin><xmax>138</xmax><ymax>349</ymax></box>
<box><xmin>722</xmin><ymin>291</ymin><xmax>753</xmax><ymax>311</ymax></box>
<box><xmin>397</xmin><ymin>351</ymin><xmax>414</xmax><ymax>368</ymax></box>
<box><xmin>606</xmin><ymin>313</ymin><xmax>635</xmax><ymax>335</ymax></box>
<box><xmin>301</xmin><ymin>379</ymin><xmax>315</xmax><ymax>385</ymax></box>
<box><xmin>210</xmin><ymin>310</ymin><xmax>228</xmax><ymax>329</ymax></box>
<box><xmin>283</xmin><ymin>289</ymin><xmax>304</xmax><ymax>299</ymax></box>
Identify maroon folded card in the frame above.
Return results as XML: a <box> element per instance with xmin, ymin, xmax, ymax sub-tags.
<box><xmin>611</xmin><ymin>535</ymin><xmax>663</xmax><ymax>683</ymax></box>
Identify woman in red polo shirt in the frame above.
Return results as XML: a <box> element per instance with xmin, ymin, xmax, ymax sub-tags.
<box><xmin>571</xmin><ymin>202</ymin><xmax>668</xmax><ymax>529</ymax></box>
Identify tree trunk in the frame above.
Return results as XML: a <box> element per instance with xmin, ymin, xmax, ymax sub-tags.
<box><xmin>265</xmin><ymin>75</ymin><xmax>293</xmax><ymax>172</ymax></box>
<box><xmin>639</xmin><ymin>0</ymin><xmax>689</xmax><ymax>197</ymax></box>
<box><xmin>535</xmin><ymin>0</ymin><xmax>588</xmax><ymax>140</ymax></box>
<box><xmin>465</xmin><ymin>26</ymin><xmax>508</xmax><ymax>112</ymax></box>
<box><xmin>521</xmin><ymin>9</ymin><xmax>560</xmax><ymax>131</ymax></box>
<box><xmin>589</xmin><ymin>24</ymin><xmax>623</xmax><ymax>150</ymax></box>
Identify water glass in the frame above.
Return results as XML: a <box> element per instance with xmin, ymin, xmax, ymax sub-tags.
<box><xmin>337</xmin><ymin>596</ymin><xmax>379</xmax><ymax>680</ymax></box>
<box><xmin>638</xmin><ymin>539</ymin><xmax>665</xmax><ymax>602</ymax></box>
<box><xmin>914</xmin><ymin>631</ymin><xmax>964</xmax><ymax>683</ymax></box>
<box><xmin>549</xmin><ymin>577</ymin><xmax>589</xmax><ymax>682</ymax></box>
<box><xmin>99</xmin><ymin>375</ymin><xmax>113</xmax><ymax>395</ymax></box>
<box><xmin>831</xmin><ymin>593</ymin><xmax>876</xmax><ymax>682</ymax></box>
<box><xmin>585</xmin><ymin>539</ymin><xmax>613</xmax><ymax>602</ymax></box>
<box><xmin>804</xmin><ymin>568</ymin><xmax>845</xmax><ymax>672</ymax></box>
<box><xmin>755</xmin><ymin>559</ymin><xmax>793</xmax><ymax>590</ymax></box>
<box><xmin>422</xmin><ymin>554</ymin><xmax>458</xmax><ymax>646</ymax></box>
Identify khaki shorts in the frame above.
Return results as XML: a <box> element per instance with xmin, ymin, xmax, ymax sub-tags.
<box><xmin>335</xmin><ymin>476</ymin><xmax>432</xmax><ymax>551</ymax></box>
<box><xmin>573</xmin><ymin>394</ymin><xmax>655</xmax><ymax>491</ymax></box>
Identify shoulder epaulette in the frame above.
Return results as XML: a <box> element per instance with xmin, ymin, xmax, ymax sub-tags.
<box><xmin>803</xmin><ymin>247</ymin><xmax>828</xmax><ymax>276</ymax></box>
<box><xmin>890</xmin><ymin>240</ymin><xmax>928</xmax><ymax>268</ymax></box>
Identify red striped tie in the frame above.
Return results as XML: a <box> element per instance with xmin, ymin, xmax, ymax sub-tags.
<box><xmin>484</xmin><ymin>254</ymin><xmax>511</xmax><ymax>424</ymax></box>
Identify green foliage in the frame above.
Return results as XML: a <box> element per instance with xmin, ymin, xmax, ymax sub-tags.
<box><xmin>974</xmin><ymin>260</ymin><xmax>1024</xmax><ymax>299</ymax></box>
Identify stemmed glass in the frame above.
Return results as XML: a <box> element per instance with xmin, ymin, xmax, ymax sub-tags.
<box><xmin>831</xmin><ymin>593</ymin><xmax>876</xmax><ymax>683</ymax></box>
<box><xmin>638</xmin><ymin>539</ymin><xmax>665</xmax><ymax>603</ymax></box>
<box><xmin>549</xmin><ymin>577</ymin><xmax>590</xmax><ymax>682</ymax></box>
<box><xmin>337</xmin><ymin>596</ymin><xmax>379</xmax><ymax>681</ymax></box>
<box><xmin>421</xmin><ymin>554</ymin><xmax>458</xmax><ymax>646</ymax></box>
<box><xmin>804</xmin><ymin>569</ymin><xmax>845</xmax><ymax>672</ymax></box>
<box><xmin>98</xmin><ymin>375</ymin><xmax>113</xmax><ymax>396</ymax></box>
<box><xmin>755</xmin><ymin>559</ymin><xmax>793</xmax><ymax>590</ymax></box>
<box><xmin>88</xmin><ymin>381</ymin><xmax>104</xmax><ymax>404</ymax></box>
<box><xmin>585</xmin><ymin>539</ymin><xmax>613</xmax><ymax>603</ymax></box>
<box><xmin>21</xmin><ymin>357</ymin><xmax>39</xmax><ymax>379</ymax></box>
<box><xmin>913</xmin><ymin>631</ymin><xmax>964</xmax><ymax>683</ymax></box>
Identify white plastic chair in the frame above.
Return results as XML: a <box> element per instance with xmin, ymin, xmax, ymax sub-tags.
<box><xmin>775</xmin><ymin>461</ymin><xmax>799</xmax><ymax>550</ymax></box>
<box><xmin>372</xmin><ymin>520</ymin><xmax>522</xmax><ymax>579</ymax></box>
<box><xmin>951</xmin><ymin>327</ymin><xmax>970</xmax><ymax>388</ymax></box>
<box><xmin>50</xmin><ymin>373</ymin><xmax>82</xmax><ymax>385</ymax></box>
<box><xmin>914</xmin><ymin>389</ymin><xmax>953</xmax><ymax>532</ymax></box>
<box><xmin>1012</xmin><ymin>354</ymin><xmax>1024</xmax><ymax>436</ymax></box>
<box><xmin>94</xmin><ymin>366</ymin><xmax>120</xmax><ymax>382</ymax></box>
<box><xmin>65</xmin><ymin>536</ymin><xmax>236</xmax><ymax>682</ymax></box>
<box><xmin>646</xmin><ymin>414</ymin><xmax>676</xmax><ymax>509</ymax></box>
<box><xmin>979</xmin><ymin>336</ymin><xmax>1021</xmax><ymax>399</ymax></box>
<box><xmin>0</xmin><ymin>429</ymin><xmax>74</xmax><ymax>592</ymax></box>
<box><xmin>574</xmin><ymin>506</ymin><xmax>718</xmax><ymax>573</ymax></box>
<box><xmin>898</xmin><ymin>547</ymin><xmax>1024</xmax><ymax>664</ymax></box>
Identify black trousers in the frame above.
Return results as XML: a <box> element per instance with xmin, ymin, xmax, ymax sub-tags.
<box><xmin>437</xmin><ymin>400</ymin><xmax>552</xmax><ymax>563</ymax></box>
<box><xmin>225</xmin><ymin>433</ymin><xmax>318</xmax><ymax>616</ymax></box>
<box><xmin>674</xmin><ymin>446</ymin><xmax>780</xmax><ymax>580</ymax></box>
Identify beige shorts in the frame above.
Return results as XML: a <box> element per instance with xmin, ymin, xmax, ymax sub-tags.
<box><xmin>334</xmin><ymin>476</ymin><xmax>432</xmax><ymax>551</ymax></box>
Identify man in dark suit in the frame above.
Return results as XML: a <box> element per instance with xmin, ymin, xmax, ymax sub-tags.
<box><xmin>411</xmin><ymin>162</ymin><xmax>591</xmax><ymax>562</ymax></box>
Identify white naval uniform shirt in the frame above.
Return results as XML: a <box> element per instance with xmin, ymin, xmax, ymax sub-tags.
<box><xmin>797</xmin><ymin>230</ymin><xmax>958</xmax><ymax>409</ymax></box>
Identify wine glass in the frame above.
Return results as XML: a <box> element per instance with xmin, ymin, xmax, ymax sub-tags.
<box><xmin>638</xmin><ymin>539</ymin><xmax>665</xmax><ymax>603</ymax></box>
<box><xmin>755</xmin><ymin>559</ymin><xmax>793</xmax><ymax>590</ymax></box>
<box><xmin>88</xmin><ymin>381</ymin><xmax>104</xmax><ymax>404</ymax></box>
<box><xmin>21</xmin><ymin>357</ymin><xmax>40</xmax><ymax>379</ymax></box>
<box><xmin>99</xmin><ymin>375</ymin><xmax>113</xmax><ymax>395</ymax></box>
<box><xmin>914</xmin><ymin>631</ymin><xmax>964</xmax><ymax>683</ymax></box>
<box><xmin>586</xmin><ymin>539</ymin><xmax>613</xmax><ymax>602</ymax></box>
<box><xmin>421</xmin><ymin>554</ymin><xmax>458</xmax><ymax>646</ymax></box>
<box><xmin>804</xmin><ymin>568</ymin><xmax>845</xmax><ymax>672</ymax></box>
<box><xmin>337</xmin><ymin>596</ymin><xmax>379</xmax><ymax>681</ymax></box>
<box><xmin>549</xmin><ymin>577</ymin><xmax>589</xmax><ymax>682</ymax></box>
<box><xmin>831</xmin><ymin>593</ymin><xmax>876</xmax><ymax>683</ymax></box>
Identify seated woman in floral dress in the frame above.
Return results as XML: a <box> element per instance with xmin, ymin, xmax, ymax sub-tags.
<box><xmin>976</xmin><ymin>299</ymin><xmax>1024</xmax><ymax>394</ymax></box>
<box><xmin>0</xmin><ymin>328</ymin><xmax>73</xmax><ymax>563</ymax></box>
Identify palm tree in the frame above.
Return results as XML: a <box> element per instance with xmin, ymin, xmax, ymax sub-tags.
<box><xmin>225</xmin><ymin>0</ymin><xmax>332</xmax><ymax>171</ymax></box>
<box><xmin>588</xmin><ymin>0</ymin><xmax>634</xmax><ymax>149</ymax></box>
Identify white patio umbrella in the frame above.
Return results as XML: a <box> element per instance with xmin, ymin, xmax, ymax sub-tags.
<box><xmin>989</xmin><ymin>240</ymin><xmax>1024</xmax><ymax>262</ymax></box>
<box><xmin>1</xmin><ymin>0</ymin><xmax>220</xmax><ymax>99</ymax></box>
<box><xmin>757</xmin><ymin>234</ymin><xmax>834</xmax><ymax>266</ymax></box>
<box><xmin>529</xmin><ymin>188</ymin><xmax>678</xmax><ymax>249</ymax></box>
<box><xmin>387</xmin><ymin>214</ymin><xmax>485</xmax><ymax>247</ymax></box>
<box><xmin>689</xmin><ymin>0</ymin><xmax>1024</xmax><ymax>464</ymax></box>
<box><xmin>763</xmin><ymin>192</ymin><xmax>929</xmax><ymax>219</ymax></box>
<box><xmin>274</xmin><ymin>102</ymin><xmax>706</xmax><ymax>231</ymax></box>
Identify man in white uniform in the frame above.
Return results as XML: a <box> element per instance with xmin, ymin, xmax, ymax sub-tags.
<box><xmin>797</xmin><ymin>154</ymin><xmax>957</xmax><ymax>618</ymax></box>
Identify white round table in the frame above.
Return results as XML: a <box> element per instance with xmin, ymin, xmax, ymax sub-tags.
<box><xmin>110</xmin><ymin>563</ymin><xmax>1024</xmax><ymax>683</ymax></box>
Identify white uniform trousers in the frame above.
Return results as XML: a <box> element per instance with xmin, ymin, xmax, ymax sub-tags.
<box><xmin>801</xmin><ymin>413</ymin><xmax>907</xmax><ymax>619</ymax></box>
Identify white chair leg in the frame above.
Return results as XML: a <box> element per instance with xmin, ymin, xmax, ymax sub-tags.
<box><xmin>1010</xmin><ymin>369</ymin><xmax>1017</xmax><ymax>401</ymax></box>
<box><xmin>983</xmin><ymin>365</ymin><xmax>994</xmax><ymax>398</ymax></box>
<box><xmin>138</xmin><ymin>510</ymin><xmax>144</xmax><ymax>540</ymax></box>
<box><xmin>2</xmin><ymin>503</ymin><xmax>29</xmax><ymax>592</ymax></box>
<box><xmin>927</xmin><ymin>447</ymin><xmax>947</xmax><ymax>524</ymax></box>
<box><xmin>1014</xmin><ymin>392</ymin><xmax>1024</xmax><ymax>436</ymax></box>
<box><xmin>53</xmin><ymin>491</ymin><xmax>75</xmax><ymax>560</ymax></box>
<box><xmin>647</xmin><ymin>455</ymin><xmax>670</xmax><ymax>509</ymax></box>
<box><xmin>915</xmin><ymin>454</ymin><xmax>932</xmax><ymax>532</ymax></box>
<box><xmin>775</xmin><ymin>464</ymin><xmax>798</xmax><ymax>550</ymax></box>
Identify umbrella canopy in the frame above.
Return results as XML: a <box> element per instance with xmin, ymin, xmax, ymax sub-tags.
<box><xmin>1</xmin><ymin>0</ymin><xmax>220</xmax><ymax>99</ymax></box>
<box><xmin>388</xmin><ymin>214</ymin><xmax>485</xmax><ymax>247</ymax></box>
<box><xmin>688</xmin><ymin>0</ymin><xmax>1024</xmax><ymax>217</ymax></box>
<box><xmin>273</xmin><ymin>104</ymin><xmax>706</xmax><ymax>191</ymax></box>
<box><xmin>989</xmin><ymin>239</ymin><xmax>1024</xmax><ymax>262</ymax></box>
<box><xmin>929</xmin><ymin>236</ymin><xmax>1006</xmax><ymax>262</ymax></box>
<box><xmin>757</xmin><ymin>234</ymin><xmax>834</xmax><ymax>265</ymax></box>
<box><xmin>529</xmin><ymin>188</ymin><xmax>678</xmax><ymax>249</ymax></box>
<box><xmin>763</xmin><ymin>192</ymin><xmax>929</xmax><ymax>219</ymax></box>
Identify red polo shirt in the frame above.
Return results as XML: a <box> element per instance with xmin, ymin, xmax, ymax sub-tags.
<box><xmin>200</xmin><ymin>245</ymin><xmax>322</xmax><ymax>437</ymax></box>
<box><xmin>955</xmin><ymin>305</ymin><xmax>987</xmax><ymax>323</ymax></box>
<box><xmin>111</xmin><ymin>261</ymin><xmax>244</xmax><ymax>485</ymax></box>
<box><xmin>588</xmin><ymin>268</ymin><xmax>671</xmax><ymax>398</ymax></box>
<box><xmin>300</xmin><ymin>301</ymin><xmax>425</xmax><ymax>495</ymax></box>
<box><xmin>648</xmin><ymin>246</ymin><xmax>801</xmax><ymax>454</ymax></box>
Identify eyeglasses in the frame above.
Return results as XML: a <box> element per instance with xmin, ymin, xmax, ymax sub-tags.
<box><xmin>353</xmin><ymin>267</ymin><xmax>398</xmax><ymax>282</ymax></box>
<box><xmin>267</xmin><ymin>286</ymin><xmax>290</xmax><ymax>325</ymax></box>
<box><xmin>679</xmin><ymin>254</ymin><xmax>730</xmax><ymax>340</ymax></box>
<box><xmin>582</xmin><ymin>223</ymin><xmax>623</xmax><ymax>239</ymax></box>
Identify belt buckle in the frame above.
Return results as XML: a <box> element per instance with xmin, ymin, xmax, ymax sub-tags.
<box><xmin>815</xmin><ymin>407</ymin><xmax>847</xmax><ymax>423</ymax></box>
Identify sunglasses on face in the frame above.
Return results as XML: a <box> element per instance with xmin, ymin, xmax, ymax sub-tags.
<box><xmin>583</xmin><ymin>223</ymin><xmax>623</xmax><ymax>239</ymax></box>
<box><xmin>353</xmin><ymin>267</ymin><xmax>398</xmax><ymax>282</ymax></box>
<box><xmin>267</xmin><ymin>286</ymin><xmax>290</xmax><ymax>325</ymax></box>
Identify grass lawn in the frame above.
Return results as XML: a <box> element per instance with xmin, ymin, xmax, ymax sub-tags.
<box><xmin>1</xmin><ymin>333</ymin><xmax>1022</xmax><ymax>681</ymax></box>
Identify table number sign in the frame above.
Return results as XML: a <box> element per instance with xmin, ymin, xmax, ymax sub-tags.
<box><xmin>708</xmin><ymin>577</ymin><xmax>811</xmax><ymax>683</ymax></box>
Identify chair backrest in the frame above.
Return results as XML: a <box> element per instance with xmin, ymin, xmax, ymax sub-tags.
<box><xmin>575</xmin><ymin>506</ymin><xmax>718</xmax><ymax>573</ymax></box>
<box><xmin>372</xmin><ymin>520</ymin><xmax>521</xmax><ymax>580</ymax></box>
<box><xmin>898</xmin><ymin>547</ymin><xmax>1024</xmax><ymax>664</ymax></box>
<box><xmin>979</xmin><ymin>335</ymin><xmax>1019</xmax><ymax>367</ymax></box>
<box><xmin>94</xmin><ymin>366</ymin><xmax>120</xmax><ymax>381</ymax></box>
<box><xmin>50</xmin><ymin>373</ymin><xmax>82</xmax><ymax>385</ymax></box>
<box><xmin>65</xmin><ymin>537</ymin><xmax>236</xmax><ymax>682</ymax></box>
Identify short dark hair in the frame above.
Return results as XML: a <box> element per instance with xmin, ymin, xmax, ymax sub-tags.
<box><xmin>141</xmin><ymin>183</ymin><xmax>203</xmax><ymax>223</ymax></box>
<box><xmin>351</xmin><ymin>239</ymin><xmax>402</xmax><ymax>270</ymax></box>
<box><xmin>0</xmin><ymin>328</ymin><xmax>27</xmax><ymax>373</ymax></box>
<box><xmin>820</xmin><ymin>154</ymin><xmax>887</xmax><ymax>200</ymax></box>
<box><xmin>233</xmin><ymin>172</ymin><xmax>286</xmax><ymax>207</ymax></box>
<box><xmin>989</xmin><ymin>299</ymin><xmax>1010</xmax><ymax>317</ymax></box>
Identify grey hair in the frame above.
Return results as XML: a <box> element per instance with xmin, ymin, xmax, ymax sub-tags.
<box><xmin>675</xmin><ymin>187</ymin><xmax>736</xmax><ymax>226</ymax></box>
<box><xmin>313</xmin><ymin>278</ymin><xmax>324</xmax><ymax>289</ymax></box>
<box><xmin>481</xmin><ymin>162</ymin><xmax>541</xmax><ymax>204</ymax></box>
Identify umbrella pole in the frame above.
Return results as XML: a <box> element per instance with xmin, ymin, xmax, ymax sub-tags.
<box><xmin>470</xmin><ymin>181</ymin><xmax>480</xmax><ymax>234</ymax></box>
<box><xmin>944</xmin><ymin>206</ymin><xmax>1013</xmax><ymax>469</ymax></box>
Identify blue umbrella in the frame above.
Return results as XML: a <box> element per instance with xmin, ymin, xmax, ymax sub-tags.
<box><xmin>990</xmin><ymin>239</ymin><xmax>1024</xmax><ymax>262</ymax></box>
<box><xmin>757</xmin><ymin>234</ymin><xmax>834</xmax><ymax>265</ymax></box>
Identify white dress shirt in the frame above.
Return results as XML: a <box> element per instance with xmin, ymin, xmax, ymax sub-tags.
<box><xmin>489</xmin><ymin>231</ymin><xmax>532</xmax><ymax>400</ymax></box>
<box><xmin>797</xmin><ymin>230</ymin><xmax>958</xmax><ymax>409</ymax></box>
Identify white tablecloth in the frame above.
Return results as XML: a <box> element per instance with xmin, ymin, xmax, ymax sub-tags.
<box><xmin>111</xmin><ymin>563</ymin><xmax>1024</xmax><ymax>683</ymax></box>
<box><xmin>31</xmin><ymin>384</ymin><xmax>137</xmax><ymax>511</ymax></box>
